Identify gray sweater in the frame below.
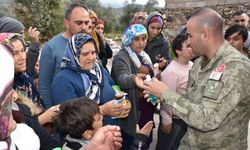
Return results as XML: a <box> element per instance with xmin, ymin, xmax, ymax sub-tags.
<box><xmin>111</xmin><ymin>48</ymin><xmax>140</xmax><ymax>136</ymax></box>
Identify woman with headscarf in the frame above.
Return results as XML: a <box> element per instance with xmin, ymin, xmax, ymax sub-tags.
<box><xmin>0</xmin><ymin>16</ymin><xmax>41</xmax><ymax>77</ymax></box>
<box><xmin>0</xmin><ymin>33</ymin><xmax>59</xmax><ymax>126</ymax></box>
<box><xmin>94</xmin><ymin>19</ymin><xmax>113</xmax><ymax>68</ymax></box>
<box><xmin>0</xmin><ymin>33</ymin><xmax>61</xmax><ymax>149</ymax></box>
<box><xmin>144</xmin><ymin>11</ymin><xmax>171</xmax><ymax>71</ymax></box>
<box><xmin>0</xmin><ymin>33</ymin><xmax>43</xmax><ymax>107</ymax></box>
<box><xmin>51</xmin><ymin>33</ymin><xmax>131</xmax><ymax>126</ymax></box>
<box><xmin>88</xmin><ymin>11</ymin><xmax>112</xmax><ymax>72</ymax></box>
<box><xmin>111</xmin><ymin>24</ymin><xmax>155</xmax><ymax>149</ymax></box>
<box><xmin>0</xmin><ymin>43</ymin><xmax>14</xmax><ymax>149</ymax></box>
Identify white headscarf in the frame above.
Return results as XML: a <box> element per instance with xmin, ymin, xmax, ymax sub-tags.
<box><xmin>10</xmin><ymin>123</ymin><xmax>40</xmax><ymax>150</ymax></box>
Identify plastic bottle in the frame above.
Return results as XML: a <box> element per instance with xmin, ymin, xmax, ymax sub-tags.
<box><xmin>145</xmin><ymin>75</ymin><xmax>157</xmax><ymax>105</ymax></box>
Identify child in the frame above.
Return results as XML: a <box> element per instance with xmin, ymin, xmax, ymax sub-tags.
<box><xmin>55</xmin><ymin>97</ymin><xmax>103</xmax><ymax>150</ymax></box>
<box><xmin>156</xmin><ymin>33</ymin><xmax>193</xmax><ymax>150</ymax></box>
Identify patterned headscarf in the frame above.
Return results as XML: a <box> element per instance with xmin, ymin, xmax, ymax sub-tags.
<box><xmin>0</xmin><ymin>43</ymin><xmax>14</xmax><ymax>143</ymax></box>
<box><xmin>149</xmin><ymin>16</ymin><xmax>164</xmax><ymax>26</ymax></box>
<box><xmin>62</xmin><ymin>33</ymin><xmax>103</xmax><ymax>103</ymax></box>
<box><xmin>0</xmin><ymin>33</ymin><xmax>24</xmax><ymax>48</ymax></box>
<box><xmin>122</xmin><ymin>24</ymin><xmax>148</xmax><ymax>46</ymax></box>
<box><xmin>0</xmin><ymin>33</ymin><xmax>44</xmax><ymax>108</ymax></box>
<box><xmin>122</xmin><ymin>24</ymin><xmax>152</xmax><ymax>68</ymax></box>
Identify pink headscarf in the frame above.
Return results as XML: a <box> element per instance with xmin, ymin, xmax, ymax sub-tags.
<box><xmin>149</xmin><ymin>16</ymin><xmax>163</xmax><ymax>26</ymax></box>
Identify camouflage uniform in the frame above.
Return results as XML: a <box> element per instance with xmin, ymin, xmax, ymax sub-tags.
<box><xmin>160</xmin><ymin>41</ymin><xmax>250</xmax><ymax>149</ymax></box>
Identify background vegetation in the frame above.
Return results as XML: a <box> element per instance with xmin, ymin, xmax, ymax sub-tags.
<box><xmin>0</xmin><ymin>0</ymin><xmax>161</xmax><ymax>42</ymax></box>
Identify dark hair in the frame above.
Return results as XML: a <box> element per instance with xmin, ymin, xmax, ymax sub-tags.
<box><xmin>10</xmin><ymin>35</ymin><xmax>26</xmax><ymax>50</ymax></box>
<box><xmin>233</xmin><ymin>10</ymin><xmax>247</xmax><ymax>17</ymax></box>
<box><xmin>55</xmin><ymin>97</ymin><xmax>100</xmax><ymax>139</ymax></box>
<box><xmin>224</xmin><ymin>24</ymin><xmax>248</xmax><ymax>42</ymax></box>
<box><xmin>172</xmin><ymin>33</ymin><xmax>188</xmax><ymax>57</ymax></box>
<box><xmin>64</xmin><ymin>3</ymin><xmax>88</xmax><ymax>19</ymax></box>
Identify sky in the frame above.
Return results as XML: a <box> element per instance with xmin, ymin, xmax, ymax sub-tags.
<box><xmin>100</xmin><ymin>0</ymin><xmax>166</xmax><ymax>8</ymax></box>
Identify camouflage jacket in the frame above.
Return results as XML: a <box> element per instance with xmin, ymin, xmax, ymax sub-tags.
<box><xmin>161</xmin><ymin>41</ymin><xmax>250</xmax><ymax>149</ymax></box>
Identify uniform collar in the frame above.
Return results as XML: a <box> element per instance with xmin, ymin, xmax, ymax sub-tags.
<box><xmin>198</xmin><ymin>41</ymin><xmax>229</xmax><ymax>72</ymax></box>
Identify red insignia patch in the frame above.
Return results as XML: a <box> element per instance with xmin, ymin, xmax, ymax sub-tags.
<box><xmin>215</xmin><ymin>64</ymin><xmax>225</xmax><ymax>73</ymax></box>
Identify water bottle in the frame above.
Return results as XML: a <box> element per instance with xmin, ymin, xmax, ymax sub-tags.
<box><xmin>145</xmin><ymin>75</ymin><xmax>157</xmax><ymax>105</ymax></box>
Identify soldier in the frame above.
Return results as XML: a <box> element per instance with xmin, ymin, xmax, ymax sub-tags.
<box><xmin>139</xmin><ymin>7</ymin><xmax>250</xmax><ymax>149</ymax></box>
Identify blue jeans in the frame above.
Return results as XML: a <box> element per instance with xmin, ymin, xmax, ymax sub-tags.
<box><xmin>156</xmin><ymin>118</ymin><xmax>187</xmax><ymax>150</ymax></box>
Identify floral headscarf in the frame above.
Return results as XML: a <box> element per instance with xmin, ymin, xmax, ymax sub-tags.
<box><xmin>0</xmin><ymin>43</ymin><xmax>14</xmax><ymax>143</ymax></box>
<box><xmin>62</xmin><ymin>33</ymin><xmax>103</xmax><ymax>103</ymax></box>
<box><xmin>122</xmin><ymin>24</ymin><xmax>152</xmax><ymax>68</ymax></box>
<box><xmin>0</xmin><ymin>33</ymin><xmax>24</xmax><ymax>48</ymax></box>
<box><xmin>122</xmin><ymin>24</ymin><xmax>148</xmax><ymax>46</ymax></box>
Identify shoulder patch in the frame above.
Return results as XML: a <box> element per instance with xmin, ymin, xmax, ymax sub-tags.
<box><xmin>209</xmin><ymin>64</ymin><xmax>225</xmax><ymax>81</ymax></box>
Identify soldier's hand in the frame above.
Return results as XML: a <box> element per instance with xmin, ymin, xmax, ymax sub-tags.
<box><xmin>142</xmin><ymin>77</ymin><xmax>168</xmax><ymax>98</ymax></box>
<box><xmin>28</xmin><ymin>27</ymin><xmax>40</xmax><ymax>43</ymax></box>
<box><xmin>161</xmin><ymin>123</ymin><xmax>172</xmax><ymax>134</ymax></box>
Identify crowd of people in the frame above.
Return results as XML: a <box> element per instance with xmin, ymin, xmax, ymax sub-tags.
<box><xmin>0</xmin><ymin>2</ymin><xmax>249</xmax><ymax>150</ymax></box>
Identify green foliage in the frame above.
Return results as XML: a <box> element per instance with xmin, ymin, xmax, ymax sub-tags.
<box><xmin>73</xmin><ymin>0</ymin><xmax>119</xmax><ymax>33</ymax></box>
<box><xmin>8</xmin><ymin>0</ymin><xmax>161</xmax><ymax>42</ymax></box>
<box><xmin>119</xmin><ymin>1</ymin><xmax>143</xmax><ymax>31</ymax></box>
<box><xmin>14</xmin><ymin>0</ymin><xmax>65</xmax><ymax>42</ymax></box>
<box><xmin>98</xmin><ymin>6</ymin><xmax>117</xmax><ymax>33</ymax></box>
<box><xmin>72</xmin><ymin>0</ymin><xmax>101</xmax><ymax>12</ymax></box>
<box><xmin>0</xmin><ymin>2</ymin><xmax>15</xmax><ymax>18</ymax></box>
<box><xmin>144</xmin><ymin>0</ymin><xmax>158</xmax><ymax>12</ymax></box>
<box><xmin>119</xmin><ymin>0</ymin><xmax>160</xmax><ymax>31</ymax></box>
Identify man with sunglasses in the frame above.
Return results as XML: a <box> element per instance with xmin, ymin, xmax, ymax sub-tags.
<box><xmin>39</xmin><ymin>3</ymin><xmax>90</xmax><ymax>108</ymax></box>
<box><xmin>232</xmin><ymin>10</ymin><xmax>250</xmax><ymax>50</ymax></box>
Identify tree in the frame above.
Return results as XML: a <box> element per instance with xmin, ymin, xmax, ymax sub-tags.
<box><xmin>143</xmin><ymin>0</ymin><xmax>158</xmax><ymax>13</ymax></box>
<box><xmin>119</xmin><ymin>1</ymin><xmax>143</xmax><ymax>31</ymax></box>
<box><xmin>14</xmin><ymin>0</ymin><xmax>65</xmax><ymax>42</ymax></box>
<box><xmin>0</xmin><ymin>0</ymin><xmax>15</xmax><ymax>17</ymax></box>
<box><xmin>72</xmin><ymin>0</ymin><xmax>102</xmax><ymax>14</ymax></box>
<box><xmin>98</xmin><ymin>6</ymin><xmax>117</xmax><ymax>33</ymax></box>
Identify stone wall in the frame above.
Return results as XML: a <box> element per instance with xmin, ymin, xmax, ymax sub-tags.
<box><xmin>165</xmin><ymin>0</ymin><xmax>249</xmax><ymax>9</ymax></box>
<box><xmin>162</xmin><ymin>3</ymin><xmax>250</xmax><ymax>40</ymax></box>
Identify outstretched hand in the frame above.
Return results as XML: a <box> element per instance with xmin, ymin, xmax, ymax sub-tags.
<box><xmin>136</xmin><ymin>121</ymin><xmax>153</xmax><ymax>137</ymax></box>
<box><xmin>134</xmin><ymin>73</ymin><xmax>146</xmax><ymax>89</ymax></box>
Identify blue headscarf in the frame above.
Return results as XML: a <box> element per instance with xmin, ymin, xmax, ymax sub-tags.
<box><xmin>62</xmin><ymin>33</ymin><xmax>95</xmax><ymax>69</ymax></box>
<box><xmin>62</xmin><ymin>33</ymin><xmax>103</xmax><ymax>103</ymax></box>
<box><xmin>121</xmin><ymin>24</ymin><xmax>152</xmax><ymax>68</ymax></box>
<box><xmin>122</xmin><ymin>24</ymin><xmax>148</xmax><ymax>46</ymax></box>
